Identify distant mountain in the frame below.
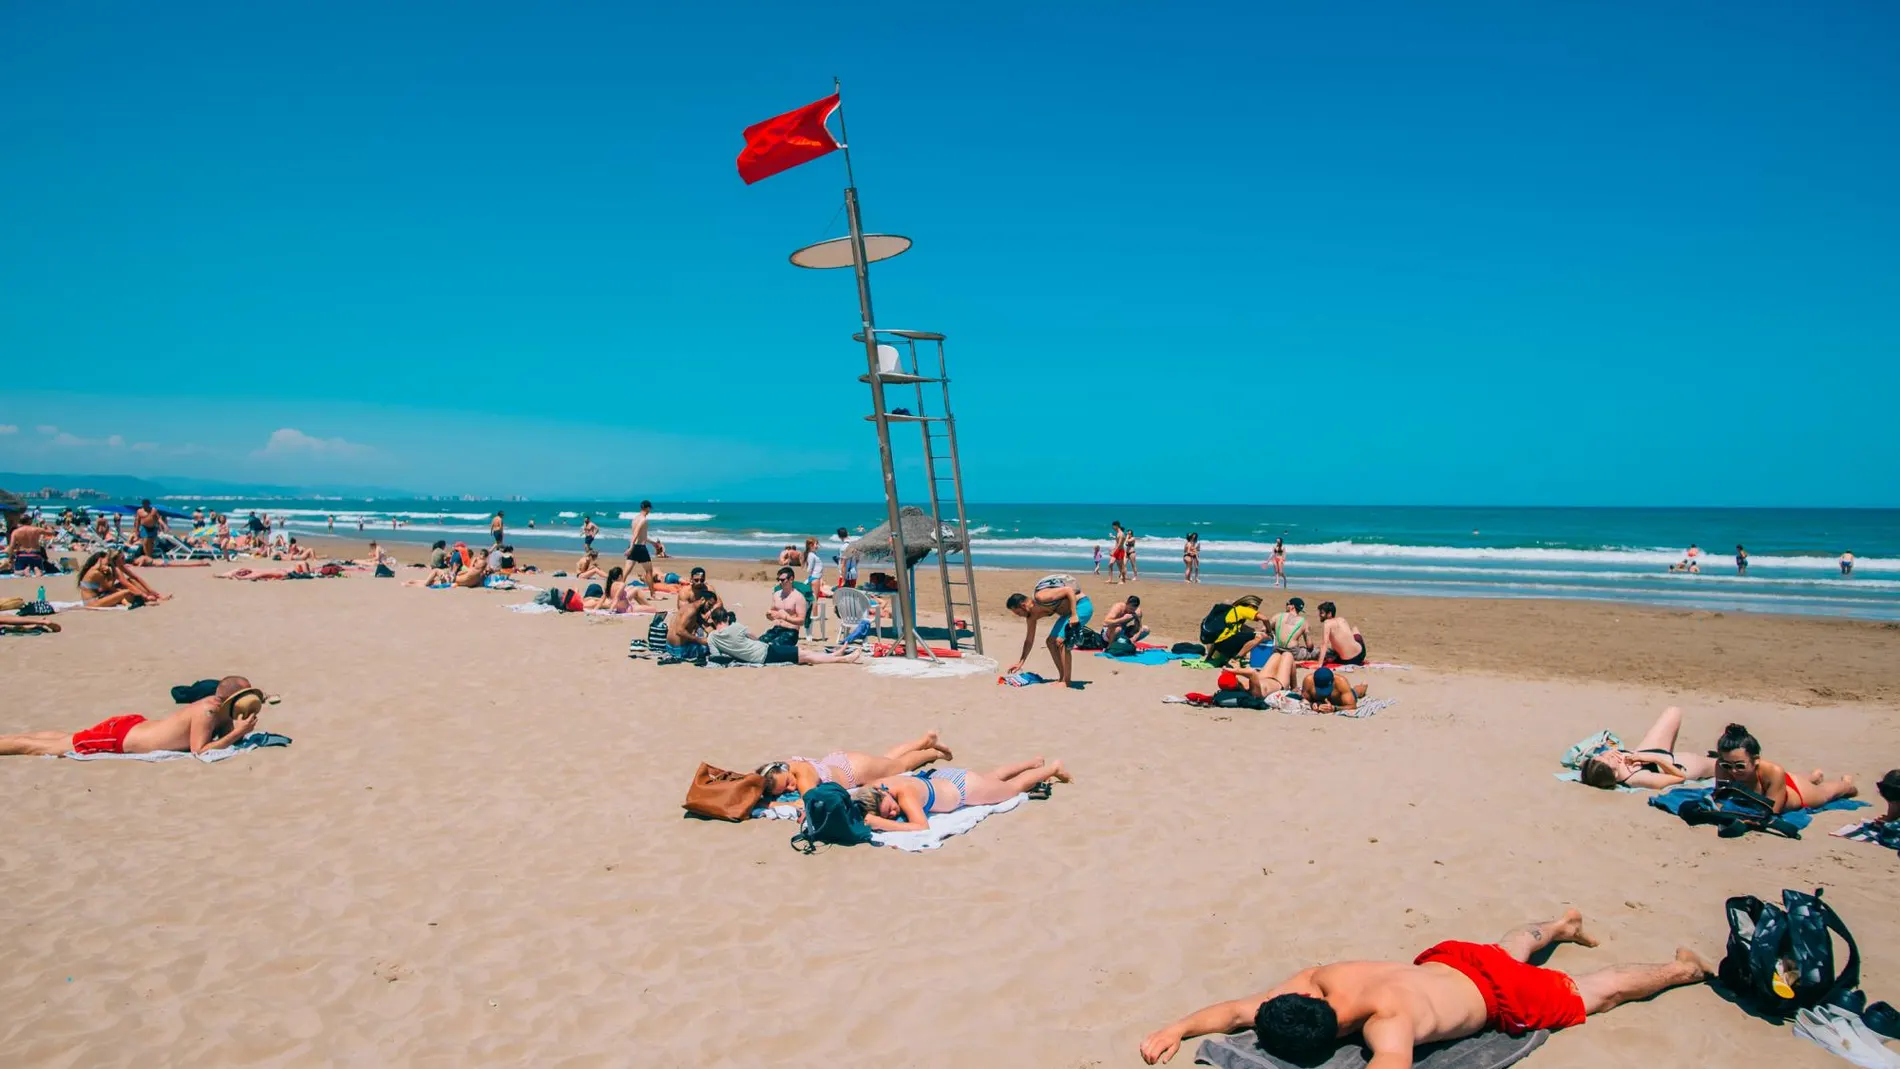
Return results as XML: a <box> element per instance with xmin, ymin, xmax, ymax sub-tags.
<box><xmin>0</xmin><ymin>472</ymin><xmax>419</xmax><ymax>501</ymax></box>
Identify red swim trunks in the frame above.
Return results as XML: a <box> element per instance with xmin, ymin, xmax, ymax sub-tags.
<box><xmin>1415</xmin><ymin>941</ymin><xmax>1587</xmax><ymax>1036</ymax></box>
<box><xmin>70</xmin><ymin>715</ymin><xmax>147</xmax><ymax>755</ymax></box>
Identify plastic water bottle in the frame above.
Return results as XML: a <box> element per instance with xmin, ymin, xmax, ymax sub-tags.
<box><xmin>36</xmin><ymin>586</ymin><xmax>46</xmax><ymax>603</ymax></box>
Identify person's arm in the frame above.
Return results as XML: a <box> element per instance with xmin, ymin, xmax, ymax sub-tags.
<box><xmin>1361</xmin><ymin>1011</ymin><xmax>1417</xmax><ymax>1069</ymax></box>
<box><xmin>1011</xmin><ymin>615</ymin><xmax>1042</xmax><ymax>672</ymax></box>
<box><xmin>1335</xmin><ymin>685</ymin><xmax>1358</xmax><ymax>711</ymax></box>
<box><xmin>1759</xmin><ymin>761</ymin><xmax>1794</xmax><ymax>812</ymax></box>
<box><xmin>1139</xmin><ymin>986</ymin><xmax>1289</xmax><ymax>1065</ymax></box>
<box><xmin>1621</xmin><ymin>769</ymin><xmax>1685</xmax><ymax>790</ymax></box>
<box><xmin>191</xmin><ymin>708</ymin><xmax>257</xmax><ymax>754</ymax></box>
<box><xmin>865</xmin><ymin>791</ymin><xmax>930</xmax><ymax>832</ymax></box>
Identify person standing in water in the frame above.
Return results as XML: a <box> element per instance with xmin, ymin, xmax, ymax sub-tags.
<box><xmin>1182</xmin><ymin>532</ymin><xmax>1200</xmax><ymax>583</ymax></box>
<box><xmin>1271</xmin><ymin>537</ymin><xmax>1287</xmax><ymax>588</ymax></box>
<box><xmin>1841</xmin><ymin>550</ymin><xmax>1855</xmax><ymax>577</ymax></box>
<box><xmin>1735</xmin><ymin>544</ymin><xmax>1748</xmax><ymax>576</ymax></box>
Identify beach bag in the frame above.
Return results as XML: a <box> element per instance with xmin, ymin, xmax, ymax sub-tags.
<box><xmin>1718</xmin><ymin>888</ymin><xmax>1865</xmax><ymax>1019</ymax></box>
<box><xmin>1105</xmin><ymin>635</ymin><xmax>1139</xmax><ymax>658</ymax></box>
<box><xmin>682</xmin><ymin>762</ymin><xmax>764</xmax><ymax>822</ymax></box>
<box><xmin>761</xmin><ymin>625</ymin><xmax>800</xmax><ymax>646</ymax></box>
<box><xmin>791</xmin><ymin>782</ymin><xmax>875</xmax><ymax>853</ymax></box>
<box><xmin>1170</xmin><ymin>641</ymin><xmax>1204</xmax><ymax>656</ymax></box>
<box><xmin>1199</xmin><ymin>603</ymin><xmax>1233</xmax><ymax>644</ymax></box>
<box><xmin>1212</xmin><ymin>690</ymin><xmax>1269</xmax><ymax>710</ymax></box>
<box><xmin>1674</xmin><ymin>784</ymin><xmax>1802</xmax><ymax>839</ymax></box>
<box><xmin>318</xmin><ymin>563</ymin><xmax>344</xmax><ymax>578</ymax></box>
<box><xmin>16</xmin><ymin>597</ymin><xmax>55</xmax><ymax>617</ymax></box>
<box><xmin>373</xmin><ymin>563</ymin><xmax>396</xmax><ymax>578</ymax></box>
<box><xmin>1066</xmin><ymin>624</ymin><xmax>1107</xmax><ymax>651</ymax></box>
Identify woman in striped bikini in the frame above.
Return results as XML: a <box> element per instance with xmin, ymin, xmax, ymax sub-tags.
<box><xmin>852</xmin><ymin>757</ymin><xmax>1072</xmax><ymax>831</ymax></box>
<box><xmin>756</xmin><ymin>731</ymin><xmax>955</xmax><ymax>799</ymax></box>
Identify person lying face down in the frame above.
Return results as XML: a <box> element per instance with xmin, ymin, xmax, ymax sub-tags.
<box><xmin>0</xmin><ymin>676</ymin><xmax>266</xmax><ymax>757</ymax></box>
<box><xmin>1296</xmin><ymin>667</ymin><xmax>1367</xmax><ymax>713</ymax></box>
<box><xmin>1712</xmin><ymin>722</ymin><xmax>1858</xmax><ymax>814</ymax></box>
<box><xmin>850</xmin><ymin>758</ymin><xmax>1071</xmax><ymax>832</ymax></box>
<box><xmin>1139</xmin><ymin>910</ymin><xmax>1710</xmax><ymax>1066</ymax></box>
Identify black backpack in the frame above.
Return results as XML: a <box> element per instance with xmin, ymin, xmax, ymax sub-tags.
<box><xmin>1678</xmin><ymin>784</ymin><xmax>1802</xmax><ymax>839</ymax></box>
<box><xmin>1199</xmin><ymin>603</ymin><xmax>1233</xmax><ymax>644</ymax></box>
<box><xmin>1067</xmin><ymin>624</ymin><xmax>1108</xmax><ymax>651</ymax></box>
<box><xmin>1717</xmin><ymin>888</ymin><xmax>1864</xmax><ymax>1019</ymax></box>
<box><xmin>791</xmin><ymin>782</ymin><xmax>874</xmax><ymax>853</ymax></box>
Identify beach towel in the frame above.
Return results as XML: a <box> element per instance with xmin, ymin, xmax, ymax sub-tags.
<box><xmin>61</xmin><ymin>732</ymin><xmax>293</xmax><ymax>763</ymax></box>
<box><xmin>506</xmin><ymin>601</ymin><xmax>561</xmax><ymax>615</ymax></box>
<box><xmin>1649</xmin><ymin>786</ymin><xmax>1867</xmax><ymax>831</ymax></box>
<box><xmin>1560</xmin><ymin>731</ymin><xmax>1620</xmax><ymax>769</ymax></box>
<box><xmin>752</xmin><ymin>793</ymin><xmax>1028</xmax><ymax>851</ymax></box>
<box><xmin>1830</xmin><ymin>820</ymin><xmax>1900</xmax><ymax>855</ymax></box>
<box><xmin>1178</xmin><ymin>658</ymin><xmax>1221</xmax><ymax>670</ymax></box>
<box><xmin>999</xmin><ymin>671</ymin><xmax>1052</xmax><ymax>687</ymax></box>
<box><xmin>1196</xmin><ymin>1029</ymin><xmax>1547</xmax><ymax>1069</ymax></box>
<box><xmin>1267</xmin><ymin>693</ymin><xmax>1399</xmax><ymax>719</ymax></box>
<box><xmin>867</xmin><ymin>654</ymin><xmax>998</xmax><ymax>679</ymax></box>
<box><xmin>1096</xmin><ymin>649</ymin><xmax>1197</xmax><ymax>666</ymax></box>
<box><xmin>1551</xmin><ymin>769</ymin><xmax>1713</xmax><ymax>793</ymax></box>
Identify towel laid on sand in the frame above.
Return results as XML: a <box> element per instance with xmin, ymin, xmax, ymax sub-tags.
<box><xmin>751</xmin><ymin>793</ymin><xmax>1027</xmax><ymax>851</ymax></box>
<box><xmin>1096</xmin><ymin>649</ymin><xmax>1196</xmax><ymax>666</ymax></box>
<box><xmin>1266</xmin><ymin>693</ymin><xmax>1398</xmax><ymax>719</ymax></box>
<box><xmin>999</xmin><ymin>671</ymin><xmax>1052</xmax><ymax>686</ymax></box>
<box><xmin>1551</xmin><ymin>769</ymin><xmax>1712</xmax><ymax>793</ymax></box>
<box><xmin>1649</xmin><ymin>786</ymin><xmax>1867</xmax><ymax>830</ymax></box>
<box><xmin>506</xmin><ymin>601</ymin><xmax>560</xmax><ymax>615</ymax></box>
<box><xmin>1831</xmin><ymin>820</ymin><xmax>1900</xmax><ymax>854</ymax></box>
<box><xmin>61</xmin><ymin>732</ymin><xmax>293</xmax><ymax>763</ymax></box>
<box><xmin>1196</xmin><ymin>1029</ymin><xmax>1548</xmax><ymax>1069</ymax></box>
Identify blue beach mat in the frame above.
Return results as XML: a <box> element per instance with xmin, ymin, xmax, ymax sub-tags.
<box><xmin>1649</xmin><ymin>786</ymin><xmax>1868</xmax><ymax>831</ymax></box>
<box><xmin>1095</xmin><ymin>649</ymin><xmax>1196</xmax><ymax>666</ymax></box>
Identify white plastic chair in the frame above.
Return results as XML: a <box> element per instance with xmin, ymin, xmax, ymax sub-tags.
<box><xmin>830</xmin><ymin>587</ymin><xmax>885</xmax><ymax>646</ymax></box>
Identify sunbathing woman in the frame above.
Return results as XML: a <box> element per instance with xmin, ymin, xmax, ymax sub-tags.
<box><xmin>1577</xmin><ymin>706</ymin><xmax>1719</xmax><ymax>790</ymax></box>
<box><xmin>852</xmin><ymin>757</ymin><xmax>1071</xmax><ymax>831</ymax></box>
<box><xmin>1713</xmin><ymin>722</ymin><xmax>1857</xmax><ymax>813</ymax></box>
<box><xmin>757</xmin><ymin>731</ymin><xmax>956</xmax><ymax>797</ymax></box>
<box><xmin>77</xmin><ymin>550</ymin><xmax>166</xmax><ymax>607</ymax></box>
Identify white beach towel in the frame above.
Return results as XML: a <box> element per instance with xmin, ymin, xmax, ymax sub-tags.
<box><xmin>864</xmin><ymin>653</ymin><xmax>999</xmax><ymax>679</ymax></box>
<box><xmin>505</xmin><ymin>601</ymin><xmax>560</xmax><ymax>614</ymax></box>
<box><xmin>751</xmin><ymin>793</ymin><xmax>1028</xmax><ymax>851</ymax></box>
<box><xmin>1267</xmin><ymin>693</ymin><xmax>1398</xmax><ymax>719</ymax></box>
<box><xmin>58</xmin><ymin>732</ymin><xmax>293</xmax><ymax>763</ymax></box>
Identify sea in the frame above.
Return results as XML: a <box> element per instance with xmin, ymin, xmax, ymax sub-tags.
<box><xmin>157</xmin><ymin>500</ymin><xmax>1899</xmax><ymax>620</ymax></box>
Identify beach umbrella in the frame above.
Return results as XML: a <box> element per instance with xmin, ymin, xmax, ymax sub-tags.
<box><xmin>844</xmin><ymin>505</ymin><xmax>964</xmax><ymax>569</ymax></box>
<box><xmin>0</xmin><ymin>488</ymin><xmax>25</xmax><ymax>522</ymax></box>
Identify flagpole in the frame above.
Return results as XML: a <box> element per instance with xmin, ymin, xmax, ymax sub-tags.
<box><xmin>834</xmin><ymin>79</ymin><xmax>919</xmax><ymax>657</ymax></box>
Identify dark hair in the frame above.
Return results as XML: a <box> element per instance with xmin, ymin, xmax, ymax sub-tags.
<box><xmin>1579</xmin><ymin>756</ymin><xmax>1619</xmax><ymax>790</ymax></box>
<box><xmin>1006</xmin><ymin>593</ymin><xmax>1029</xmax><ymax>611</ymax></box>
<box><xmin>837</xmin><ymin>527</ymin><xmax>849</xmax><ymax>538</ymax></box>
<box><xmin>432</xmin><ymin>540</ymin><xmax>446</xmax><ymax>550</ymax></box>
<box><xmin>1317</xmin><ymin>601</ymin><xmax>1337</xmax><ymax>617</ymax></box>
<box><xmin>709</xmin><ymin>608</ymin><xmax>735</xmax><ymax>625</ymax></box>
<box><xmin>501</xmin><ymin>544</ymin><xmax>514</xmax><ymax>553</ymax></box>
<box><xmin>605</xmin><ymin>565</ymin><xmax>623</xmax><ymax>589</ymax></box>
<box><xmin>141</xmin><ymin>499</ymin><xmax>151</xmax><ymax>507</ymax></box>
<box><xmin>1716</xmin><ymin>723</ymin><xmax>1760</xmax><ymax>758</ymax></box>
<box><xmin>1254</xmin><ymin>994</ymin><xmax>1337</xmax><ymax>1064</ymax></box>
<box><xmin>1126</xmin><ymin>595</ymin><xmax>1141</xmax><ymax>608</ymax></box>
<box><xmin>1233</xmin><ymin>594</ymin><xmax>1263</xmax><ymax>610</ymax></box>
<box><xmin>777</xmin><ymin>567</ymin><xmax>795</xmax><ymax>580</ymax></box>
<box><xmin>1287</xmin><ymin>597</ymin><xmax>1305</xmax><ymax>612</ymax></box>
<box><xmin>1187</xmin><ymin>532</ymin><xmax>1198</xmax><ymax>542</ymax></box>
<box><xmin>640</xmin><ymin>500</ymin><xmax>652</xmax><ymax>511</ymax></box>
<box><xmin>1879</xmin><ymin>770</ymin><xmax>1900</xmax><ymax>802</ymax></box>
<box><xmin>690</xmin><ymin>566</ymin><xmax>707</xmax><ymax>578</ymax></box>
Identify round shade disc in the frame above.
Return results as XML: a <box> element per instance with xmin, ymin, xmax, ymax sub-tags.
<box><xmin>789</xmin><ymin>234</ymin><xmax>913</xmax><ymax>269</ymax></box>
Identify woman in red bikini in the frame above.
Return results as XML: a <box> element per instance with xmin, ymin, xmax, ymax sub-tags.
<box><xmin>1713</xmin><ymin>722</ymin><xmax>1858</xmax><ymax>814</ymax></box>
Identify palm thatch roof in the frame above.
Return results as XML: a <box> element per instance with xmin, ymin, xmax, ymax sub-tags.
<box><xmin>843</xmin><ymin>506</ymin><xmax>966</xmax><ymax>569</ymax></box>
<box><xmin>0</xmin><ymin>488</ymin><xmax>26</xmax><ymax>520</ymax></box>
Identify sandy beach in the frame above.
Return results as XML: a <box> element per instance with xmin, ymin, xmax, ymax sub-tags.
<box><xmin>3</xmin><ymin>557</ymin><xmax>1897</xmax><ymax>1068</ymax></box>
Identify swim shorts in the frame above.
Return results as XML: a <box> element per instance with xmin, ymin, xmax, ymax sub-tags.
<box><xmin>1414</xmin><ymin>941</ymin><xmax>1586</xmax><ymax>1036</ymax></box>
<box><xmin>1333</xmin><ymin>637</ymin><xmax>1368</xmax><ymax>666</ymax></box>
<box><xmin>764</xmin><ymin>642</ymin><xmax>798</xmax><ymax>665</ymax></box>
<box><xmin>1050</xmin><ymin>594</ymin><xmax>1093</xmax><ymax>643</ymax></box>
<box><xmin>627</xmin><ymin>544</ymin><xmax>652</xmax><ymax>564</ymax></box>
<box><xmin>71</xmin><ymin>715</ymin><xmax>147</xmax><ymax>755</ymax></box>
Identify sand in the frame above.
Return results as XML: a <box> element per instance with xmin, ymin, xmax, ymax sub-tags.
<box><xmin>3</xmin><ymin>556</ymin><xmax>1896</xmax><ymax>1068</ymax></box>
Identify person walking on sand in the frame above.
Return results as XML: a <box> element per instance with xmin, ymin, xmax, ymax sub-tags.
<box><xmin>1735</xmin><ymin>544</ymin><xmax>1748</xmax><ymax>576</ymax></box>
<box><xmin>626</xmin><ymin>500</ymin><xmax>657</xmax><ymax>586</ymax></box>
<box><xmin>1005</xmin><ymin>574</ymin><xmax>1091</xmax><ymax>688</ymax></box>
<box><xmin>1270</xmin><ymin>537</ymin><xmax>1287</xmax><ymax>588</ymax></box>
<box><xmin>581</xmin><ymin>514</ymin><xmax>598</xmax><ymax>551</ymax></box>
<box><xmin>1108</xmin><ymin>521</ymin><xmax>1129</xmax><ymax>584</ymax></box>
<box><xmin>1093</xmin><ymin>544</ymin><xmax>1103</xmax><ymax>576</ymax></box>
<box><xmin>1</xmin><ymin>679</ymin><xmax>267</xmax><ymax>757</ymax></box>
<box><xmin>490</xmin><ymin>511</ymin><xmax>505</xmax><ymax>547</ymax></box>
<box><xmin>1125</xmin><ymin>529</ymin><xmax>1141</xmax><ymax>579</ymax></box>
<box><xmin>1139</xmin><ymin>909</ymin><xmax>1711</xmax><ymax>1066</ymax></box>
<box><xmin>1183</xmin><ymin>532</ymin><xmax>1200</xmax><ymax>583</ymax></box>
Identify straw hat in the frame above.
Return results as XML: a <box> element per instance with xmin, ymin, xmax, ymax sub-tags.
<box><xmin>219</xmin><ymin>687</ymin><xmax>266</xmax><ymax>720</ymax></box>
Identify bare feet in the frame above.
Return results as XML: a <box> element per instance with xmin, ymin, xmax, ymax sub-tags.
<box><xmin>1553</xmin><ymin>909</ymin><xmax>1599</xmax><ymax>948</ymax></box>
<box><xmin>1674</xmin><ymin>947</ymin><xmax>1714</xmax><ymax>980</ymax></box>
<box><xmin>1811</xmin><ymin>769</ymin><xmax>1826</xmax><ymax>785</ymax></box>
<box><xmin>1048</xmin><ymin>759</ymin><xmax>1073</xmax><ymax>784</ymax></box>
<box><xmin>1840</xmin><ymin>773</ymin><xmax>1858</xmax><ymax>798</ymax></box>
<box><xmin>924</xmin><ymin>731</ymin><xmax>951</xmax><ymax>761</ymax></box>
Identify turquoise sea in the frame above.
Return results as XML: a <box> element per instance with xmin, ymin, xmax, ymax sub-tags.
<box><xmin>156</xmin><ymin>500</ymin><xmax>1900</xmax><ymax>621</ymax></box>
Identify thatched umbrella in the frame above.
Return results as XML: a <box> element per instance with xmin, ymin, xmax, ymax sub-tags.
<box><xmin>0</xmin><ymin>488</ymin><xmax>26</xmax><ymax>529</ymax></box>
<box><xmin>843</xmin><ymin>505</ymin><xmax>965</xmax><ymax>569</ymax></box>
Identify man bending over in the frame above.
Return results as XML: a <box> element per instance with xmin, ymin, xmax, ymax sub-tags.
<box><xmin>1</xmin><ymin>677</ymin><xmax>266</xmax><ymax>757</ymax></box>
<box><xmin>1005</xmin><ymin>573</ymin><xmax>1090</xmax><ymax>688</ymax></box>
<box><xmin>1140</xmin><ymin>909</ymin><xmax>1709</xmax><ymax>1066</ymax></box>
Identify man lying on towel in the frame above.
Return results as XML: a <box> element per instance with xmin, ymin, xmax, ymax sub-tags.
<box><xmin>1139</xmin><ymin>909</ymin><xmax>1709</xmax><ymax>1066</ymax></box>
<box><xmin>0</xmin><ymin>676</ymin><xmax>266</xmax><ymax>757</ymax></box>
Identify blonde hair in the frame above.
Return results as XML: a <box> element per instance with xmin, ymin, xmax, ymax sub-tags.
<box><xmin>848</xmin><ymin>785</ymin><xmax>886</xmax><ymax>814</ymax></box>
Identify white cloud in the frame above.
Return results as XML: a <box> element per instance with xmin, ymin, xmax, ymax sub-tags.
<box><xmin>35</xmin><ymin>425</ymin><xmax>57</xmax><ymax>435</ymax></box>
<box><xmin>0</xmin><ymin>424</ymin><xmax>17</xmax><ymax>435</ymax></box>
<box><xmin>256</xmin><ymin>427</ymin><xmax>371</xmax><ymax>459</ymax></box>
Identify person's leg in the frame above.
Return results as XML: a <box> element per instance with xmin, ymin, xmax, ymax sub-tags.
<box><xmin>86</xmin><ymin>589</ymin><xmax>138</xmax><ymax>608</ymax></box>
<box><xmin>1056</xmin><ymin>643</ymin><xmax>1074</xmax><ymax>686</ymax></box>
<box><xmin>1497</xmin><ymin>909</ymin><xmax>1598</xmax><ymax>962</ymax></box>
<box><xmin>994</xmin><ymin>758</ymin><xmax>1070</xmax><ymax>793</ymax></box>
<box><xmin>1801</xmin><ymin>772</ymin><xmax>1858</xmax><ymax>807</ymax></box>
<box><xmin>0</xmin><ymin>731</ymin><xmax>76</xmax><ymax>756</ymax></box>
<box><xmin>1266</xmin><ymin>652</ymin><xmax>1296</xmax><ymax>691</ymax></box>
<box><xmin>1634</xmin><ymin>706</ymin><xmax>1684</xmax><ymax>753</ymax></box>
<box><xmin>795</xmin><ymin>647</ymin><xmax>861</xmax><ymax>665</ymax></box>
<box><xmin>1571</xmin><ymin>949</ymin><xmax>1712</xmax><ymax>1015</ymax></box>
<box><xmin>883</xmin><ymin>731</ymin><xmax>950</xmax><ymax>762</ymax></box>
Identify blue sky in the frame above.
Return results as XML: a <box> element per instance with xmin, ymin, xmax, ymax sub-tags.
<box><xmin>2</xmin><ymin>1</ymin><xmax>1895</xmax><ymax>506</ymax></box>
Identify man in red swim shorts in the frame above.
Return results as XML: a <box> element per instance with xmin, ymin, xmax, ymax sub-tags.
<box><xmin>0</xmin><ymin>677</ymin><xmax>266</xmax><ymax>758</ymax></box>
<box><xmin>1140</xmin><ymin>909</ymin><xmax>1712</xmax><ymax>1066</ymax></box>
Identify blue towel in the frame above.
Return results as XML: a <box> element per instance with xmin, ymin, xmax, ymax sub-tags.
<box><xmin>1095</xmin><ymin>649</ymin><xmax>1195</xmax><ymax>666</ymax></box>
<box><xmin>1000</xmin><ymin>671</ymin><xmax>1051</xmax><ymax>687</ymax></box>
<box><xmin>1650</xmin><ymin>786</ymin><xmax>1867</xmax><ymax>831</ymax></box>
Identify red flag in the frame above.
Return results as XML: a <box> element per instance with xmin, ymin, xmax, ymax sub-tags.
<box><xmin>737</xmin><ymin>93</ymin><xmax>841</xmax><ymax>185</ymax></box>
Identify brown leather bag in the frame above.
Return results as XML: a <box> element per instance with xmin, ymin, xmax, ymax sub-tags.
<box><xmin>683</xmin><ymin>762</ymin><xmax>764</xmax><ymax>821</ymax></box>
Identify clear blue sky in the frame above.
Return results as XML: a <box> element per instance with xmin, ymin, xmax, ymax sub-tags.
<box><xmin>2</xmin><ymin>1</ymin><xmax>1895</xmax><ymax>506</ymax></box>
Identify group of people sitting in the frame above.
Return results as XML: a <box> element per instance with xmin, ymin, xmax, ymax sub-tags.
<box><xmin>74</xmin><ymin>547</ymin><xmax>171</xmax><ymax>608</ymax></box>
<box><xmin>664</xmin><ymin>566</ymin><xmax>859</xmax><ymax>666</ymax></box>
<box><xmin>1578</xmin><ymin>706</ymin><xmax>1860</xmax><ymax>813</ymax></box>
<box><xmin>402</xmin><ymin>540</ymin><xmax>537</xmax><ymax>589</ymax></box>
<box><xmin>754</xmin><ymin>731</ymin><xmax>1071</xmax><ymax>832</ymax></box>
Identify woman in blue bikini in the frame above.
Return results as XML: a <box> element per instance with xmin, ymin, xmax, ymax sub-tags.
<box><xmin>852</xmin><ymin>757</ymin><xmax>1071</xmax><ymax>831</ymax></box>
